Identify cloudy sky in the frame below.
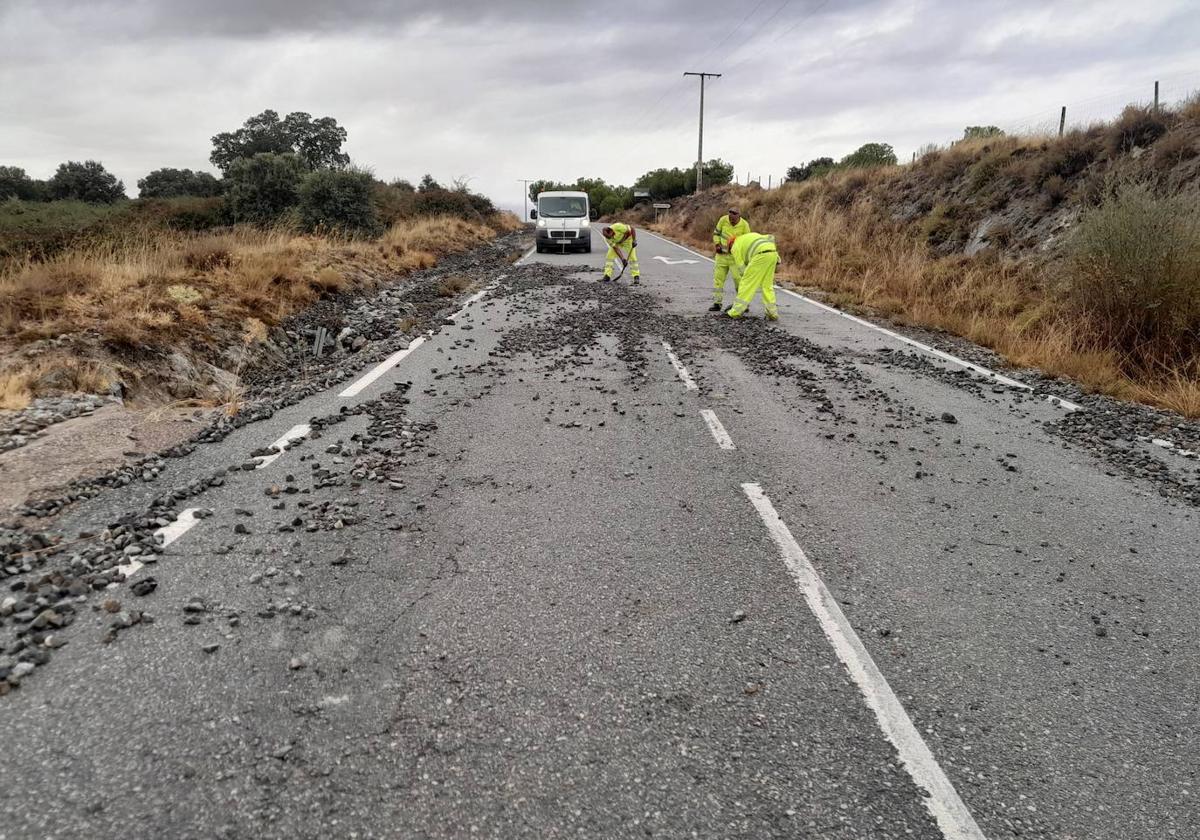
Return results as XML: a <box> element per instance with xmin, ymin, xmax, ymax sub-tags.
<box><xmin>2</xmin><ymin>0</ymin><xmax>1198</xmax><ymax>214</ymax></box>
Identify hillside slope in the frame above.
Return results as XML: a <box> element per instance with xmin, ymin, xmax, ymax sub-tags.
<box><xmin>650</xmin><ymin>102</ymin><xmax>1200</xmax><ymax>415</ymax></box>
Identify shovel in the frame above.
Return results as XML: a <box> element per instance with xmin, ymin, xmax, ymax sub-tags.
<box><xmin>611</xmin><ymin>245</ymin><xmax>630</xmax><ymax>281</ymax></box>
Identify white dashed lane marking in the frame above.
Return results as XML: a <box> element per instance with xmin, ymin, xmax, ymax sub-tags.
<box><xmin>662</xmin><ymin>341</ymin><xmax>698</xmax><ymax>390</ymax></box>
<box><xmin>700</xmin><ymin>409</ymin><xmax>735</xmax><ymax>450</ymax></box>
<box><xmin>117</xmin><ymin>508</ymin><xmax>203</xmax><ymax>578</ymax></box>
<box><xmin>254</xmin><ymin>424</ymin><xmax>311</xmax><ymax>469</ymax></box>
<box><xmin>741</xmin><ymin>483</ymin><xmax>987</xmax><ymax>840</ymax></box>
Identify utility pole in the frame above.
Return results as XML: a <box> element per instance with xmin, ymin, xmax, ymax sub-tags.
<box><xmin>684</xmin><ymin>71</ymin><xmax>721</xmax><ymax>194</ymax></box>
<box><xmin>517</xmin><ymin>179</ymin><xmax>534</xmax><ymax>222</ymax></box>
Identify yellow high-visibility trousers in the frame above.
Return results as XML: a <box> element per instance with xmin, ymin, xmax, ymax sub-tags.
<box><xmin>728</xmin><ymin>250</ymin><xmax>779</xmax><ymax>319</ymax></box>
<box><xmin>604</xmin><ymin>242</ymin><xmax>640</xmax><ymax>279</ymax></box>
<box><xmin>713</xmin><ymin>253</ymin><xmax>735</xmax><ymax>303</ymax></box>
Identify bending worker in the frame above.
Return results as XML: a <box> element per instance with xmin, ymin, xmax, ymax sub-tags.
<box><xmin>727</xmin><ymin>232</ymin><xmax>780</xmax><ymax>321</ymax></box>
<box><xmin>710</xmin><ymin>207</ymin><xmax>750</xmax><ymax>311</ymax></box>
<box><xmin>600</xmin><ymin>223</ymin><xmax>640</xmax><ymax>283</ymax></box>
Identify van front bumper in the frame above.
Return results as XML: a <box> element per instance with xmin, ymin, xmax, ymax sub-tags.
<box><xmin>536</xmin><ymin>230</ymin><xmax>591</xmax><ymax>250</ymax></box>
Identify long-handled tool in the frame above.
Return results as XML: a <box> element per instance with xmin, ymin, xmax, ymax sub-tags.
<box><xmin>611</xmin><ymin>246</ymin><xmax>630</xmax><ymax>281</ymax></box>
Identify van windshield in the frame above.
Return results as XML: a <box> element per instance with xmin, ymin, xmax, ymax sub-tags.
<box><xmin>538</xmin><ymin>197</ymin><xmax>588</xmax><ymax>218</ymax></box>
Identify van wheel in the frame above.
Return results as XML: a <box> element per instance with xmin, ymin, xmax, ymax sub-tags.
<box><xmin>535</xmin><ymin>244</ymin><xmax>545</xmax><ymax>254</ymax></box>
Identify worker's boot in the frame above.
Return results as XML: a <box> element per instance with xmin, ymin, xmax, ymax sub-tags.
<box><xmin>708</xmin><ymin>302</ymin><xmax>723</xmax><ymax>312</ymax></box>
<box><xmin>766</xmin><ymin>312</ymin><xmax>779</xmax><ymax>322</ymax></box>
<box><xmin>631</xmin><ymin>276</ymin><xmax>641</xmax><ymax>285</ymax></box>
<box><xmin>601</xmin><ymin>275</ymin><xmax>612</xmax><ymax>282</ymax></box>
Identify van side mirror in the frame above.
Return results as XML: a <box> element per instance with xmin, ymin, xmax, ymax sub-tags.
<box><xmin>590</xmin><ymin>209</ymin><xmax>599</xmax><ymax>220</ymax></box>
<box><xmin>529</xmin><ymin>209</ymin><xmax>537</xmax><ymax>219</ymax></box>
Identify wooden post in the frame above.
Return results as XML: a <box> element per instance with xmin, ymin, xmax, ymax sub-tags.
<box><xmin>767</xmin><ymin>174</ymin><xmax>772</xmax><ymax>189</ymax></box>
<box><xmin>1058</xmin><ymin>106</ymin><xmax>1066</xmax><ymax>137</ymax></box>
<box><xmin>1154</xmin><ymin>80</ymin><xmax>1160</xmax><ymax>112</ymax></box>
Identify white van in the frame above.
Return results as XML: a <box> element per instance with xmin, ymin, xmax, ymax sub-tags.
<box><xmin>531</xmin><ymin>190</ymin><xmax>594</xmax><ymax>253</ymax></box>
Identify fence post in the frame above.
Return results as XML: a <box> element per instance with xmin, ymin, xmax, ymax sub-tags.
<box><xmin>1154</xmin><ymin>80</ymin><xmax>1160</xmax><ymax>112</ymax></box>
<box><xmin>767</xmin><ymin>174</ymin><xmax>772</xmax><ymax>189</ymax></box>
<box><xmin>1058</xmin><ymin>106</ymin><xmax>1066</xmax><ymax>137</ymax></box>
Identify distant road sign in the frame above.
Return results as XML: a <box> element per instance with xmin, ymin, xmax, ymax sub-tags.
<box><xmin>652</xmin><ymin>202</ymin><xmax>671</xmax><ymax>209</ymax></box>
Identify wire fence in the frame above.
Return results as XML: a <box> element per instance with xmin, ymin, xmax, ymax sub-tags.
<box><xmin>998</xmin><ymin>71</ymin><xmax>1200</xmax><ymax>137</ymax></box>
<box><xmin>735</xmin><ymin>71</ymin><xmax>1200</xmax><ymax>187</ymax></box>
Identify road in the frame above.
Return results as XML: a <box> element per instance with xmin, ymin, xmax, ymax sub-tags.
<box><xmin>2</xmin><ymin>229</ymin><xmax>1198</xmax><ymax>839</ymax></box>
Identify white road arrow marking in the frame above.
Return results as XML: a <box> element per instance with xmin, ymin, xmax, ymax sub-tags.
<box><xmin>652</xmin><ymin>255</ymin><xmax>698</xmax><ymax>265</ymax></box>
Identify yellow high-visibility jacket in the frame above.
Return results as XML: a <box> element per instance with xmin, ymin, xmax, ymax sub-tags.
<box><xmin>713</xmin><ymin>214</ymin><xmax>750</xmax><ymax>252</ymax></box>
<box><xmin>730</xmin><ymin>232</ymin><xmax>777</xmax><ymax>281</ymax></box>
<box><xmin>605</xmin><ymin>222</ymin><xmax>636</xmax><ymax>248</ymax></box>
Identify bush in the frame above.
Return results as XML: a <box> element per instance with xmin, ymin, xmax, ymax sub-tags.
<box><xmin>840</xmin><ymin>142</ymin><xmax>897</xmax><ymax>169</ymax></box>
<box><xmin>0</xmin><ymin>167</ymin><xmax>45</xmax><ymax>201</ymax></box>
<box><xmin>225</xmin><ymin>153</ymin><xmax>305</xmax><ymax>224</ymax></box>
<box><xmin>1067</xmin><ymin>180</ymin><xmax>1200</xmax><ymax>368</ymax></box>
<box><xmin>297</xmin><ymin>168</ymin><xmax>381</xmax><ymax>236</ymax></box>
<box><xmin>138</xmin><ymin>168</ymin><xmax>222</xmax><ymax>198</ymax></box>
<box><xmin>1034</xmin><ymin>131</ymin><xmax>1099</xmax><ymax>185</ymax></box>
<box><xmin>1105</xmin><ymin>105</ymin><xmax>1169</xmax><ymax>158</ymax></box>
<box><xmin>412</xmin><ymin>187</ymin><xmax>495</xmax><ymax>220</ymax></box>
<box><xmin>47</xmin><ymin>160</ymin><xmax>126</xmax><ymax>204</ymax></box>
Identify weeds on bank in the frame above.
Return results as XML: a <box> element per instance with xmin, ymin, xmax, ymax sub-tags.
<box><xmin>0</xmin><ymin>213</ymin><xmax>518</xmax><ymax>409</ymax></box>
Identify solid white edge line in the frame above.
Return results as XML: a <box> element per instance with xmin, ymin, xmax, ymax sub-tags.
<box><xmin>699</xmin><ymin>409</ymin><xmax>735</xmax><ymax>450</ymax></box>
<box><xmin>639</xmin><ymin>229</ymin><xmax>1081</xmax><ymax>413</ymax></box>
<box><xmin>254</xmin><ymin>423</ymin><xmax>311</xmax><ymax>469</ymax></box>
<box><xmin>515</xmin><ymin>245</ymin><xmax>537</xmax><ymax>265</ymax></box>
<box><xmin>117</xmin><ymin>507</ymin><xmax>203</xmax><ymax>578</ymax></box>
<box><xmin>661</xmin><ymin>341</ymin><xmax>699</xmax><ymax>390</ymax></box>
<box><xmin>741</xmin><ymin>482</ymin><xmax>987</xmax><ymax>840</ymax></box>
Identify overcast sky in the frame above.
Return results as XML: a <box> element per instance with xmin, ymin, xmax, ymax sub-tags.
<box><xmin>2</xmin><ymin>0</ymin><xmax>1198</xmax><ymax>214</ymax></box>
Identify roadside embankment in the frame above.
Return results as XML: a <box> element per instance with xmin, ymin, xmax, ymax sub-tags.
<box><xmin>650</xmin><ymin>100</ymin><xmax>1200</xmax><ymax>416</ymax></box>
<box><xmin>0</xmin><ymin>211</ymin><xmax>521</xmax><ymax>412</ymax></box>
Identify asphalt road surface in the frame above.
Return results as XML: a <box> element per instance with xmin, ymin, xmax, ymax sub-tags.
<box><xmin>2</xmin><ymin>230</ymin><xmax>1198</xmax><ymax>840</ymax></box>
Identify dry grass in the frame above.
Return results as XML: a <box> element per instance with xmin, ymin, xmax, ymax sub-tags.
<box><xmin>0</xmin><ymin>356</ymin><xmax>116</xmax><ymax>410</ymax></box>
<box><xmin>436</xmin><ymin>274</ymin><xmax>473</xmax><ymax>297</ymax></box>
<box><xmin>0</xmin><ymin>212</ymin><xmax>518</xmax><ymax>409</ymax></box>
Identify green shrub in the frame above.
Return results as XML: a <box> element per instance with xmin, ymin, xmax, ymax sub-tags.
<box><xmin>138</xmin><ymin>168</ymin><xmax>222</xmax><ymax>198</ymax></box>
<box><xmin>47</xmin><ymin>160</ymin><xmax>126</xmax><ymax>204</ymax></box>
<box><xmin>298</xmin><ymin>168</ymin><xmax>381</xmax><ymax>236</ymax></box>
<box><xmin>0</xmin><ymin>167</ymin><xmax>46</xmax><ymax>201</ymax></box>
<box><xmin>225</xmin><ymin>153</ymin><xmax>305</xmax><ymax>224</ymax></box>
<box><xmin>1067</xmin><ymin>180</ymin><xmax>1200</xmax><ymax>368</ymax></box>
<box><xmin>412</xmin><ymin>187</ymin><xmax>495</xmax><ymax>220</ymax></box>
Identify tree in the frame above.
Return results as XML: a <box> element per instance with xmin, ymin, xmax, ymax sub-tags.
<box><xmin>785</xmin><ymin>157</ymin><xmax>836</xmax><ymax>182</ymax></box>
<box><xmin>210</xmin><ymin>110</ymin><xmax>349</xmax><ymax>174</ymax></box>
<box><xmin>390</xmin><ymin>178</ymin><xmax>415</xmax><ymax>192</ymax></box>
<box><xmin>963</xmin><ymin>126</ymin><xmax>1004</xmax><ymax>141</ymax></box>
<box><xmin>297</xmin><ymin>168</ymin><xmax>381</xmax><ymax>236</ymax></box>
<box><xmin>224</xmin><ymin>153</ymin><xmax>306</xmax><ymax>223</ymax></box>
<box><xmin>701</xmin><ymin>158</ymin><xmax>735</xmax><ymax>188</ymax></box>
<box><xmin>47</xmin><ymin>160</ymin><xmax>126</xmax><ymax>203</ymax></box>
<box><xmin>840</xmin><ymin>142</ymin><xmax>898</xmax><ymax>169</ymax></box>
<box><xmin>0</xmin><ymin>166</ymin><xmax>45</xmax><ymax>200</ymax></box>
<box><xmin>137</xmin><ymin>167</ymin><xmax>222</xmax><ymax>198</ymax></box>
<box><xmin>418</xmin><ymin>174</ymin><xmax>442</xmax><ymax>193</ymax></box>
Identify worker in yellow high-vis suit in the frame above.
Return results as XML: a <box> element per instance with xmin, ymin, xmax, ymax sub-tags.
<box><xmin>600</xmin><ymin>223</ymin><xmax>640</xmax><ymax>283</ymax></box>
<box><xmin>727</xmin><ymin>232</ymin><xmax>779</xmax><ymax>320</ymax></box>
<box><xmin>710</xmin><ymin>208</ymin><xmax>750</xmax><ymax>311</ymax></box>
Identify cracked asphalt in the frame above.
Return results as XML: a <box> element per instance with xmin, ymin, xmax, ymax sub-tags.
<box><xmin>1</xmin><ymin>231</ymin><xmax>1198</xmax><ymax>840</ymax></box>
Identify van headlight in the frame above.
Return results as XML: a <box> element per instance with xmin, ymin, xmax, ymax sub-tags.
<box><xmin>537</xmin><ymin>218</ymin><xmax>546</xmax><ymax>228</ymax></box>
<box><xmin>581</xmin><ymin>219</ymin><xmax>590</xmax><ymax>228</ymax></box>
